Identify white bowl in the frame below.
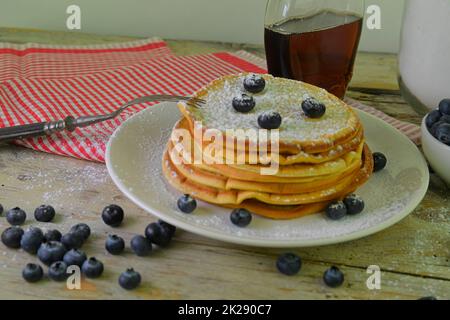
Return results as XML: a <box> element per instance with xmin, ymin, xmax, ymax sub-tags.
<box><xmin>421</xmin><ymin>115</ymin><xmax>450</xmax><ymax>186</ymax></box>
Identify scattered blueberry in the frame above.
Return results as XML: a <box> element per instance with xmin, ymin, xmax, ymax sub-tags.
<box><xmin>158</xmin><ymin>220</ymin><xmax>176</xmax><ymax>237</ymax></box>
<box><xmin>119</xmin><ymin>268</ymin><xmax>142</xmax><ymax>290</ymax></box>
<box><xmin>258</xmin><ymin>111</ymin><xmax>282</xmax><ymax>130</ymax></box>
<box><xmin>130</xmin><ymin>235</ymin><xmax>152</xmax><ymax>256</ymax></box>
<box><xmin>63</xmin><ymin>249</ymin><xmax>87</xmax><ymax>267</ymax></box>
<box><xmin>0</xmin><ymin>203</ymin><xmax>3</xmax><ymax>215</ymax></box>
<box><xmin>69</xmin><ymin>223</ymin><xmax>91</xmax><ymax>241</ymax></box>
<box><xmin>438</xmin><ymin>98</ymin><xmax>450</xmax><ymax>116</ymax></box>
<box><xmin>34</xmin><ymin>205</ymin><xmax>56</xmax><ymax>222</ymax></box>
<box><xmin>302</xmin><ymin>98</ymin><xmax>326</xmax><ymax>118</ymax></box>
<box><xmin>145</xmin><ymin>222</ymin><xmax>172</xmax><ymax>247</ymax></box>
<box><xmin>343</xmin><ymin>194</ymin><xmax>365</xmax><ymax>215</ymax></box>
<box><xmin>372</xmin><ymin>152</ymin><xmax>387</xmax><ymax>172</ymax></box>
<box><xmin>1</xmin><ymin>226</ymin><xmax>24</xmax><ymax>248</ymax></box>
<box><xmin>418</xmin><ymin>296</ymin><xmax>438</xmax><ymax>300</ymax></box>
<box><xmin>323</xmin><ymin>266</ymin><xmax>344</xmax><ymax>288</ymax></box>
<box><xmin>435</xmin><ymin>123</ymin><xmax>450</xmax><ymax>145</ymax></box>
<box><xmin>105</xmin><ymin>234</ymin><xmax>125</xmax><ymax>255</ymax></box>
<box><xmin>276</xmin><ymin>253</ymin><xmax>302</xmax><ymax>276</ymax></box>
<box><xmin>44</xmin><ymin>229</ymin><xmax>62</xmax><ymax>243</ymax></box>
<box><xmin>22</xmin><ymin>263</ymin><xmax>44</xmax><ymax>283</ymax></box>
<box><xmin>232</xmin><ymin>94</ymin><xmax>255</xmax><ymax>113</ymax></box>
<box><xmin>61</xmin><ymin>232</ymin><xmax>84</xmax><ymax>250</ymax></box>
<box><xmin>102</xmin><ymin>205</ymin><xmax>124</xmax><ymax>227</ymax></box>
<box><xmin>20</xmin><ymin>227</ymin><xmax>44</xmax><ymax>254</ymax></box>
<box><xmin>6</xmin><ymin>207</ymin><xmax>26</xmax><ymax>226</ymax></box>
<box><xmin>325</xmin><ymin>201</ymin><xmax>347</xmax><ymax>220</ymax></box>
<box><xmin>82</xmin><ymin>257</ymin><xmax>104</xmax><ymax>278</ymax></box>
<box><xmin>243</xmin><ymin>74</ymin><xmax>266</xmax><ymax>94</ymax></box>
<box><xmin>37</xmin><ymin>241</ymin><xmax>67</xmax><ymax>266</ymax></box>
<box><xmin>48</xmin><ymin>261</ymin><xmax>68</xmax><ymax>282</ymax></box>
<box><xmin>177</xmin><ymin>194</ymin><xmax>197</xmax><ymax>214</ymax></box>
<box><xmin>426</xmin><ymin>109</ymin><xmax>442</xmax><ymax>128</ymax></box>
<box><xmin>230</xmin><ymin>208</ymin><xmax>253</xmax><ymax>227</ymax></box>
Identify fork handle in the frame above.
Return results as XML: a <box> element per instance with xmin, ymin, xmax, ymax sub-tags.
<box><xmin>0</xmin><ymin>120</ymin><xmax>66</xmax><ymax>143</ymax></box>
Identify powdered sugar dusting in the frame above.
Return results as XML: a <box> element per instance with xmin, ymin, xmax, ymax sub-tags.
<box><xmin>189</xmin><ymin>73</ymin><xmax>356</xmax><ymax>143</ymax></box>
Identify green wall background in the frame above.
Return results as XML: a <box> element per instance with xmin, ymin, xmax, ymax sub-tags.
<box><xmin>0</xmin><ymin>0</ymin><xmax>405</xmax><ymax>53</ymax></box>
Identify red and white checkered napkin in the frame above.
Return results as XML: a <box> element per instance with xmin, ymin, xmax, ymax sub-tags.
<box><xmin>0</xmin><ymin>37</ymin><xmax>172</xmax><ymax>82</ymax></box>
<box><xmin>0</xmin><ymin>51</ymin><xmax>266</xmax><ymax>161</ymax></box>
<box><xmin>0</xmin><ymin>42</ymin><xmax>421</xmax><ymax>162</ymax></box>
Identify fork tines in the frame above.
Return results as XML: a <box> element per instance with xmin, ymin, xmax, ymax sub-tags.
<box><xmin>186</xmin><ymin>97</ymin><xmax>206</xmax><ymax>108</ymax></box>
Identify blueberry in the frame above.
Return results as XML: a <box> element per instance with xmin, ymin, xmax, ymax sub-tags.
<box><xmin>130</xmin><ymin>235</ymin><xmax>152</xmax><ymax>256</ymax></box>
<box><xmin>37</xmin><ymin>241</ymin><xmax>67</xmax><ymax>266</ymax></box>
<box><xmin>6</xmin><ymin>207</ymin><xmax>26</xmax><ymax>226</ymax></box>
<box><xmin>230</xmin><ymin>208</ymin><xmax>253</xmax><ymax>227</ymax></box>
<box><xmin>343</xmin><ymin>194</ymin><xmax>365</xmax><ymax>215</ymax></box>
<box><xmin>20</xmin><ymin>227</ymin><xmax>44</xmax><ymax>254</ymax></box>
<box><xmin>0</xmin><ymin>204</ymin><xmax>3</xmax><ymax>215</ymax></box>
<box><xmin>426</xmin><ymin>109</ymin><xmax>442</xmax><ymax>128</ymax></box>
<box><xmin>82</xmin><ymin>257</ymin><xmax>104</xmax><ymax>278</ymax></box>
<box><xmin>302</xmin><ymin>98</ymin><xmax>326</xmax><ymax>118</ymax></box>
<box><xmin>105</xmin><ymin>234</ymin><xmax>125</xmax><ymax>255</ymax></box>
<box><xmin>119</xmin><ymin>268</ymin><xmax>142</xmax><ymax>290</ymax></box>
<box><xmin>102</xmin><ymin>205</ymin><xmax>124</xmax><ymax>227</ymax></box>
<box><xmin>1</xmin><ymin>226</ymin><xmax>24</xmax><ymax>248</ymax></box>
<box><xmin>69</xmin><ymin>223</ymin><xmax>91</xmax><ymax>241</ymax></box>
<box><xmin>34</xmin><ymin>205</ymin><xmax>55</xmax><ymax>222</ymax></box>
<box><xmin>63</xmin><ymin>249</ymin><xmax>87</xmax><ymax>267</ymax></box>
<box><xmin>22</xmin><ymin>263</ymin><xmax>44</xmax><ymax>283</ymax></box>
<box><xmin>48</xmin><ymin>261</ymin><xmax>68</xmax><ymax>282</ymax></box>
<box><xmin>158</xmin><ymin>220</ymin><xmax>176</xmax><ymax>237</ymax></box>
<box><xmin>177</xmin><ymin>194</ymin><xmax>197</xmax><ymax>214</ymax></box>
<box><xmin>145</xmin><ymin>222</ymin><xmax>172</xmax><ymax>247</ymax></box>
<box><xmin>243</xmin><ymin>74</ymin><xmax>266</xmax><ymax>94</ymax></box>
<box><xmin>440</xmin><ymin>114</ymin><xmax>450</xmax><ymax>124</ymax></box>
<box><xmin>323</xmin><ymin>266</ymin><xmax>344</xmax><ymax>288</ymax></box>
<box><xmin>258</xmin><ymin>111</ymin><xmax>282</xmax><ymax>130</ymax></box>
<box><xmin>276</xmin><ymin>253</ymin><xmax>302</xmax><ymax>276</ymax></box>
<box><xmin>44</xmin><ymin>229</ymin><xmax>62</xmax><ymax>243</ymax></box>
<box><xmin>325</xmin><ymin>201</ymin><xmax>347</xmax><ymax>220</ymax></box>
<box><xmin>372</xmin><ymin>152</ymin><xmax>387</xmax><ymax>172</ymax></box>
<box><xmin>438</xmin><ymin>98</ymin><xmax>450</xmax><ymax>115</ymax></box>
<box><xmin>418</xmin><ymin>296</ymin><xmax>438</xmax><ymax>300</ymax></box>
<box><xmin>61</xmin><ymin>232</ymin><xmax>84</xmax><ymax>250</ymax></box>
<box><xmin>430</xmin><ymin>121</ymin><xmax>444</xmax><ymax>137</ymax></box>
<box><xmin>232</xmin><ymin>94</ymin><xmax>255</xmax><ymax>113</ymax></box>
<box><xmin>435</xmin><ymin>123</ymin><xmax>450</xmax><ymax>145</ymax></box>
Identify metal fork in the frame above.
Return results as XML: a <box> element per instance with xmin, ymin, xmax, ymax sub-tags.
<box><xmin>0</xmin><ymin>94</ymin><xmax>205</xmax><ymax>143</ymax></box>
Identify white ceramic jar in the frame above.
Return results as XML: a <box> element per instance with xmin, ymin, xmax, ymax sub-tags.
<box><xmin>398</xmin><ymin>0</ymin><xmax>450</xmax><ymax>115</ymax></box>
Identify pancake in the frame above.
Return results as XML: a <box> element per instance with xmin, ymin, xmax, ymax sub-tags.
<box><xmin>178</xmin><ymin>73</ymin><xmax>362</xmax><ymax>154</ymax></box>
<box><xmin>162</xmin><ymin>144</ymin><xmax>373</xmax><ymax>219</ymax></box>
<box><xmin>161</xmin><ymin>73</ymin><xmax>373</xmax><ymax>220</ymax></box>
<box><xmin>175</xmin><ymin>116</ymin><xmax>364</xmax><ymax>165</ymax></box>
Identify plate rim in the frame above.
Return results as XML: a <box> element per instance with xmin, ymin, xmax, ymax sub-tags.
<box><xmin>105</xmin><ymin>102</ymin><xmax>429</xmax><ymax>248</ymax></box>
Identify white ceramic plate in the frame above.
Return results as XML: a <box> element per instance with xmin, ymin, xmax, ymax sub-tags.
<box><xmin>106</xmin><ymin>102</ymin><xmax>429</xmax><ymax>248</ymax></box>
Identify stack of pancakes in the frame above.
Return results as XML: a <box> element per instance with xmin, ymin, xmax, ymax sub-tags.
<box><xmin>162</xmin><ymin>74</ymin><xmax>373</xmax><ymax>219</ymax></box>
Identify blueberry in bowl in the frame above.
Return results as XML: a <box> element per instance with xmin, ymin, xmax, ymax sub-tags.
<box><xmin>421</xmin><ymin>99</ymin><xmax>450</xmax><ymax>186</ymax></box>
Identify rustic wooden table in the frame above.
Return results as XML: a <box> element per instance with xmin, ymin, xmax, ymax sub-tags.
<box><xmin>0</xmin><ymin>28</ymin><xmax>448</xmax><ymax>300</ymax></box>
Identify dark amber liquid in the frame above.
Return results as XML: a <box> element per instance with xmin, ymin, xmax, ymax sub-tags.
<box><xmin>264</xmin><ymin>11</ymin><xmax>363</xmax><ymax>99</ymax></box>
